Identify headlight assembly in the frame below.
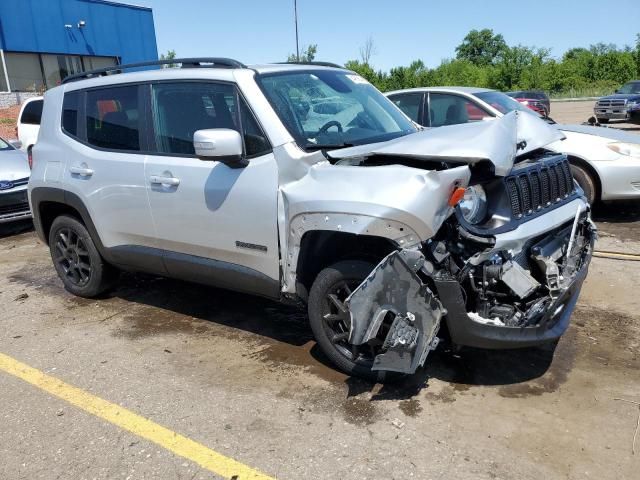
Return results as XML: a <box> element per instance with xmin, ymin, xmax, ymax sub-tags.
<box><xmin>459</xmin><ymin>185</ymin><xmax>488</xmax><ymax>224</ymax></box>
<box><xmin>607</xmin><ymin>142</ymin><xmax>640</xmax><ymax>157</ymax></box>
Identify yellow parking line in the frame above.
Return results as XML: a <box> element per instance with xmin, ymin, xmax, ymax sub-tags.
<box><xmin>0</xmin><ymin>352</ymin><xmax>274</xmax><ymax>480</ymax></box>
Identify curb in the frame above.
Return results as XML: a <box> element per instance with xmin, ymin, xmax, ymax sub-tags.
<box><xmin>550</xmin><ymin>97</ymin><xmax>600</xmax><ymax>103</ymax></box>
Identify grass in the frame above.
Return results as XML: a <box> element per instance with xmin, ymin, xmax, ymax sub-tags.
<box><xmin>0</xmin><ymin>118</ymin><xmax>15</xmax><ymax>125</ymax></box>
<box><xmin>549</xmin><ymin>86</ymin><xmax>616</xmax><ymax>100</ymax></box>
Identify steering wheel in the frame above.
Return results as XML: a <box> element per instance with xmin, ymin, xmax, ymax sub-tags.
<box><xmin>317</xmin><ymin>120</ymin><xmax>343</xmax><ymax>135</ymax></box>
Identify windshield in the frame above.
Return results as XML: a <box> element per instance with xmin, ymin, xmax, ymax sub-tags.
<box><xmin>257</xmin><ymin>70</ymin><xmax>416</xmax><ymax>149</ymax></box>
<box><xmin>617</xmin><ymin>82</ymin><xmax>640</xmax><ymax>94</ymax></box>
<box><xmin>476</xmin><ymin>91</ymin><xmax>537</xmax><ymax>115</ymax></box>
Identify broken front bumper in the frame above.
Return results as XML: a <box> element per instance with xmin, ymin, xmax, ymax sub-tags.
<box><xmin>343</xmin><ymin>207</ymin><xmax>596</xmax><ymax>374</ymax></box>
<box><xmin>433</xmin><ymin>261</ymin><xmax>589</xmax><ymax>349</ymax></box>
<box><xmin>436</xmin><ymin>212</ymin><xmax>596</xmax><ymax>350</ymax></box>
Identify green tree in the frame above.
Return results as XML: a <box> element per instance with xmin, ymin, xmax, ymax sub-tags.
<box><xmin>287</xmin><ymin>44</ymin><xmax>318</xmax><ymax>62</ymax></box>
<box><xmin>635</xmin><ymin>33</ymin><xmax>640</xmax><ymax>76</ymax></box>
<box><xmin>455</xmin><ymin>29</ymin><xmax>507</xmax><ymax>66</ymax></box>
<box><xmin>159</xmin><ymin>49</ymin><xmax>177</xmax><ymax>68</ymax></box>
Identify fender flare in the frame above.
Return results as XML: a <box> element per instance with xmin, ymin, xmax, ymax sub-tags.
<box><xmin>281</xmin><ymin>211</ymin><xmax>421</xmax><ymax>294</ymax></box>
<box><xmin>30</xmin><ymin>186</ymin><xmax>107</xmax><ymax>256</ymax></box>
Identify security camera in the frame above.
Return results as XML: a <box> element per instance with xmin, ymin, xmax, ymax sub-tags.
<box><xmin>78</xmin><ymin>20</ymin><xmax>86</xmax><ymax>28</ymax></box>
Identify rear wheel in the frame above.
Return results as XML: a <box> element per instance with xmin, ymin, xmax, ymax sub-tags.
<box><xmin>308</xmin><ymin>260</ymin><xmax>401</xmax><ymax>382</ymax></box>
<box><xmin>570</xmin><ymin>164</ymin><xmax>597</xmax><ymax>205</ymax></box>
<box><xmin>49</xmin><ymin>215</ymin><xmax>117</xmax><ymax>297</ymax></box>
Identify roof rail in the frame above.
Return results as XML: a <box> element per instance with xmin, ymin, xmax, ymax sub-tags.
<box><xmin>62</xmin><ymin>57</ymin><xmax>246</xmax><ymax>84</ymax></box>
<box><xmin>279</xmin><ymin>61</ymin><xmax>344</xmax><ymax>68</ymax></box>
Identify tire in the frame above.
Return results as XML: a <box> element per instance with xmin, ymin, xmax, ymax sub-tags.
<box><xmin>596</xmin><ymin>118</ymin><xmax>609</xmax><ymax>124</ymax></box>
<box><xmin>308</xmin><ymin>260</ymin><xmax>402</xmax><ymax>382</ymax></box>
<box><xmin>570</xmin><ymin>164</ymin><xmax>597</xmax><ymax>205</ymax></box>
<box><xmin>48</xmin><ymin>215</ymin><xmax>118</xmax><ymax>297</ymax></box>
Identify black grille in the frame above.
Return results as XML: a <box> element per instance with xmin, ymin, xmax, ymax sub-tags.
<box><xmin>0</xmin><ymin>202</ymin><xmax>30</xmax><ymax>215</ymax></box>
<box><xmin>506</xmin><ymin>158</ymin><xmax>576</xmax><ymax>218</ymax></box>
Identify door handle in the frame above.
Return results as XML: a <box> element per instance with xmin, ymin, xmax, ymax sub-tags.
<box><xmin>69</xmin><ymin>165</ymin><xmax>94</xmax><ymax>177</ymax></box>
<box><xmin>149</xmin><ymin>175</ymin><xmax>180</xmax><ymax>187</ymax></box>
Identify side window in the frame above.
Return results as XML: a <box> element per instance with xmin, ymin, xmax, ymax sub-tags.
<box><xmin>86</xmin><ymin>85</ymin><xmax>140</xmax><ymax>151</ymax></box>
<box><xmin>151</xmin><ymin>82</ymin><xmax>270</xmax><ymax>157</ymax></box>
<box><xmin>62</xmin><ymin>91</ymin><xmax>81</xmax><ymax>138</ymax></box>
<box><xmin>388</xmin><ymin>93</ymin><xmax>422</xmax><ymax>123</ymax></box>
<box><xmin>428</xmin><ymin>93</ymin><xmax>491</xmax><ymax>127</ymax></box>
<box><xmin>20</xmin><ymin>99</ymin><xmax>43</xmax><ymax>125</ymax></box>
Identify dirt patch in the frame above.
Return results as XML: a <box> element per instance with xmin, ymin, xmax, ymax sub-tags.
<box><xmin>112</xmin><ymin>307</ymin><xmax>212</xmax><ymax>340</ymax></box>
<box><xmin>398</xmin><ymin>398</ymin><xmax>423</xmax><ymax>417</ymax></box>
<box><xmin>424</xmin><ymin>384</ymin><xmax>458</xmax><ymax>404</ymax></box>
<box><xmin>250</xmin><ymin>341</ymin><xmax>349</xmax><ymax>384</ymax></box>
<box><xmin>341</xmin><ymin>396</ymin><xmax>380</xmax><ymax>426</ymax></box>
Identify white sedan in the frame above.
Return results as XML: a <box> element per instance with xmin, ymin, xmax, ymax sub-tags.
<box><xmin>386</xmin><ymin>87</ymin><xmax>640</xmax><ymax>204</ymax></box>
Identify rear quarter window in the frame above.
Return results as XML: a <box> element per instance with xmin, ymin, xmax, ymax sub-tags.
<box><xmin>62</xmin><ymin>91</ymin><xmax>81</xmax><ymax>138</ymax></box>
<box><xmin>20</xmin><ymin>99</ymin><xmax>43</xmax><ymax>125</ymax></box>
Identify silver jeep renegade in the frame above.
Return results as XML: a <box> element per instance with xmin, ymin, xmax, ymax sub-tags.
<box><xmin>28</xmin><ymin>58</ymin><xmax>596</xmax><ymax>380</ymax></box>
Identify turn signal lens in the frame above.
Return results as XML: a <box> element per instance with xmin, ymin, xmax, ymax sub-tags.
<box><xmin>448</xmin><ymin>187</ymin><xmax>466</xmax><ymax>206</ymax></box>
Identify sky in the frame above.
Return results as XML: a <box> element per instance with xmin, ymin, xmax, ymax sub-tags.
<box><xmin>135</xmin><ymin>0</ymin><xmax>640</xmax><ymax>71</ymax></box>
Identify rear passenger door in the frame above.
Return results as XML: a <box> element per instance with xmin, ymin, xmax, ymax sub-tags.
<box><xmin>144</xmin><ymin>81</ymin><xmax>280</xmax><ymax>294</ymax></box>
<box><xmin>62</xmin><ymin>85</ymin><xmax>161</xmax><ymax>271</ymax></box>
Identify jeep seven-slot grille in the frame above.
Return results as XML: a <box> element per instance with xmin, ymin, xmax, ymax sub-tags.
<box><xmin>505</xmin><ymin>158</ymin><xmax>575</xmax><ymax>218</ymax></box>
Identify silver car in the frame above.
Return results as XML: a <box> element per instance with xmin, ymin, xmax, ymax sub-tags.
<box><xmin>0</xmin><ymin>137</ymin><xmax>31</xmax><ymax>224</ymax></box>
<box><xmin>29</xmin><ymin>59</ymin><xmax>595</xmax><ymax>380</ymax></box>
<box><xmin>387</xmin><ymin>87</ymin><xmax>640</xmax><ymax>204</ymax></box>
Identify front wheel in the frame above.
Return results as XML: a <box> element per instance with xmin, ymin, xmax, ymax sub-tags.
<box><xmin>308</xmin><ymin>260</ymin><xmax>401</xmax><ymax>382</ymax></box>
<box><xmin>49</xmin><ymin>215</ymin><xmax>118</xmax><ymax>298</ymax></box>
<box><xmin>570</xmin><ymin>164</ymin><xmax>597</xmax><ymax>205</ymax></box>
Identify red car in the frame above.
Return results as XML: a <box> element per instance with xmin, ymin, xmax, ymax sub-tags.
<box><xmin>506</xmin><ymin>91</ymin><xmax>550</xmax><ymax>117</ymax></box>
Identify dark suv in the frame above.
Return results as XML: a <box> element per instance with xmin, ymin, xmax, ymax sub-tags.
<box><xmin>506</xmin><ymin>90</ymin><xmax>550</xmax><ymax>117</ymax></box>
<box><xmin>594</xmin><ymin>81</ymin><xmax>640</xmax><ymax>123</ymax></box>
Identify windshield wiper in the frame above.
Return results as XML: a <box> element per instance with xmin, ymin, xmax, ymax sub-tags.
<box><xmin>302</xmin><ymin>142</ymin><xmax>354</xmax><ymax>151</ymax></box>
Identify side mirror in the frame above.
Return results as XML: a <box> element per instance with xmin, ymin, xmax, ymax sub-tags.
<box><xmin>193</xmin><ymin>129</ymin><xmax>247</xmax><ymax>168</ymax></box>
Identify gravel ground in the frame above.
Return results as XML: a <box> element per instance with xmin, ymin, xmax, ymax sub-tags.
<box><xmin>0</xmin><ymin>207</ymin><xmax>639</xmax><ymax>480</ymax></box>
<box><xmin>550</xmin><ymin>100</ymin><xmax>640</xmax><ymax>133</ymax></box>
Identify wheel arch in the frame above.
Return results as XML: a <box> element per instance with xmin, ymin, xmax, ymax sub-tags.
<box><xmin>30</xmin><ymin>187</ymin><xmax>106</xmax><ymax>253</ymax></box>
<box><xmin>294</xmin><ymin>230</ymin><xmax>398</xmax><ymax>302</ymax></box>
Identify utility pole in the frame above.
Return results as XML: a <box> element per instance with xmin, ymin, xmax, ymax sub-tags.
<box><xmin>294</xmin><ymin>0</ymin><xmax>300</xmax><ymax>61</ymax></box>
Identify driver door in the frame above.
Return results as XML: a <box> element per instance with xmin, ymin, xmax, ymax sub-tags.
<box><xmin>144</xmin><ymin>81</ymin><xmax>280</xmax><ymax>296</ymax></box>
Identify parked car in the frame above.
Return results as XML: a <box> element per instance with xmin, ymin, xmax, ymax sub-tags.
<box><xmin>0</xmin><ymin>136</ymin><xmax>31</xmax><ymax>224</ymax></box>
<box><xmin>506</xmin><ymin>90</ymin><xmax>550</xmax><ymax>117</ymax></box>
<box><xmin>16</xmin><ymin>96</ymin><xmax>43</xmax><ymax>151</ymax></box>
<box><xmin>29</xmin><ymin>58</ymin><xmax>595</xmax><ymax>381</ymax></box>
<box><xmin>593</xmin><ymin>81</ymin><xmax>640</xmax><ymax>123</ymax></box>
<box><xmin>387</xmin><ymin>87</ymin><xmax>640</xmax><ymax>204</ymax></box>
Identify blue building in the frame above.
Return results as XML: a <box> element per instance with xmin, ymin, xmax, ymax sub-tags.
<box><xmin>0</xmin><ymin>0</ymin><xmax>158</xmax><ymax>93</ymax></box>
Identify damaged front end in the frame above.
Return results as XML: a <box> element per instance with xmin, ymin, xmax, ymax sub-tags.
<box><xmin>340</xmin><ymin>153</ymin><xmax>596</xmax><ymax>374</ymax></box>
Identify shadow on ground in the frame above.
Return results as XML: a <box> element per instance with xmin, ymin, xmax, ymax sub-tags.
<box><xmin>0</xmin><ymin>219</ymin><xmax>33</xmax><ymax>239</ymax></box>
<box><xmin>592</xmin><ymin>200</ymin><xmax>640</xmax><ymax>242</ymax></box>
<box><xmin>107</xmin><ymin>272</ymin><xmax>558</xmax><ymax>399</ymax></box>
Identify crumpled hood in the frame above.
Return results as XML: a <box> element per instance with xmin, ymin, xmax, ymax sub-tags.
<box><xmin>328</xmin><ymin>111</ymin><xmax>565</xmax><ymax>176</ymax></box>
<box><xmin>557</xmin><ymin>123</ymin><xmax>640</xmax><ymax>144</ymax></box>
<box><xmin>0</xmin><ymin>149</ymin><xmax>30</xmax><ymax>181</ymax></box>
